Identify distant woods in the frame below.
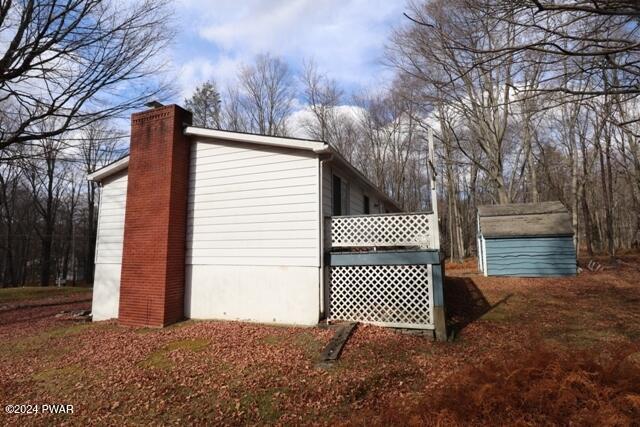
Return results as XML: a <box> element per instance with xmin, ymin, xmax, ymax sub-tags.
<box><xmin>0</xmin><ymin>0</ymin><xmax>171</xmax><ymax>287</ymax></box>
<box><xmin>387</xmin><ymin>0</ymin><xmax>640</xmax><ymax>260</ymax></box>
<box><xmin>187</xmin><ymin>1</ymin><xmax>640</xmax><ymax>261</ymax></box>
<box><xmin>1</xmin><ymin>1</ymin><xmax>639</xmax><ymax>287</ymax></box>
<box><xmin>0</xmin><ymin>122</ymin><xmax>126</xmax><ymax>287</ymax></box>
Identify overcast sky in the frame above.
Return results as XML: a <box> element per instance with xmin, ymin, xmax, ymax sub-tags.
<box><xmin>170</xmin><ymin>0</ymin><xmax>409</xmax><ymax>100</ymax></box>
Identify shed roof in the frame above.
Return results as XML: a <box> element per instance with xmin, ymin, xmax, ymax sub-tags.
<box><xmin>477</xmin><ymin>201</ymin><xmax>566</xmax><ymax>217</ymax></box>
<box><xmin>478</xmin><ymin>201</ymin><xmax>573</xmax><ymax>238</ymax></box>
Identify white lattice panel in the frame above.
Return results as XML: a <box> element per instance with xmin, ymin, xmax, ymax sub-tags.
<box><xmin>328</xmin><ymin>213</ymin><xmax>435</xmax><ymax>249</ymax></box>
<box><xmin>329</xmin><ymin>264</ymin><xmax>433</xmax><ymax>329</ymax></box>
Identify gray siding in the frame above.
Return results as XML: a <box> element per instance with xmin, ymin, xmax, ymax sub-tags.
<box><xmin>485</xmin><ymin>236</ymin><xmax>576</xmax><ymax>277</ymax></box>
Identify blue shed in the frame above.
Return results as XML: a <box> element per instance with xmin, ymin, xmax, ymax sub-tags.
<box><xmin>477</xmin><ymin>202</ymin><xmax>577</xmax><ymax>277</ymax></box>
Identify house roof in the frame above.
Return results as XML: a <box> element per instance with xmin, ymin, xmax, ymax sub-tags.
<box><xmin>184</xmin><ymin>127</ymin><xmax>330</xmax><ymax>153</ymax></box>
<box><xmin>86</xmin><ymin>155</ymin><xmax>129</xmax><ymax>182</ymax></box>
<box><xmin>478</xmin><ymin>201</ymin><xmax>573</xmax><ymax>238</ymax></box>
<box><xmin>87</xmin><ymin>126</ymin><xmax>400</xmax><ymax>211</ymax></box>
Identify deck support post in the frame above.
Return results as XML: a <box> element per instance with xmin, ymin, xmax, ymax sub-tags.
<box><xmin>431</xmin><ymin>254</ymin><xmax>447</xmax><ymax>341</ymax></box>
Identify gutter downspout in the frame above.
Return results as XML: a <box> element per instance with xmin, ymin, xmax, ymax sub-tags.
<box><xmin>318</xmin><ymin>157</ymin><xmax>326</xmax><ymax>320</ymax></box>
<box><xmin>318</xmin><ymin>153</ymin><xmax>333</xmax><ymax>320</ymax></box>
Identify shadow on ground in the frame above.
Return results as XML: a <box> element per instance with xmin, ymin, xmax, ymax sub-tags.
<box><xmin>444</xmin><ymin>276</ymin><xmax>511</xmax><ymax>336</ymax></box>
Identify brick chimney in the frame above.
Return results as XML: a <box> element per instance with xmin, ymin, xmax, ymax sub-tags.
<box><xmin>118</xmin><ymin>105</ymin><xmax>192</xmax><ymax>327</ymax></box>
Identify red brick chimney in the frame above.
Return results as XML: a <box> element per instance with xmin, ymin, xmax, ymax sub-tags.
<box><xmin>118</xmin><ymin>104</ymin><xmax>192</xmax><ymax>327</ymax></box>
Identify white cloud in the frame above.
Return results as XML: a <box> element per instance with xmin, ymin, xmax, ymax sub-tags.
<box><xmin>175</xmin><ymin>56</ymin><xmax>244</xmax><ymax>100</ymax></box>
<box><xmin>173</xmin><ymin>0</ymin><xmax>406</xmax><ymax>98</ymax></box>
<box><xmin>287</xmin><ymin>104</ymin><xmax>366</xmax><ymax>139</ymax></box>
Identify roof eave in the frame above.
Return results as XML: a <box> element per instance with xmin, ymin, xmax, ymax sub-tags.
<box><xmin>87</xmin><ymin>156</ymin><xmax>129</xmax><ymax>182</ymax></box>
<box><xmin>483</xmin><ymin>233</ymin><xmax>574</xmax><ymax>239</ymax></box>
<box><xmin>86</xmin><ymin>129</ymin><xmax>399</xmax><ymax>211</ymax></box>
<box><xmin>184</xmin><ymin>126</ymin><xmax>329</xmax><ymax>153</ymax></box>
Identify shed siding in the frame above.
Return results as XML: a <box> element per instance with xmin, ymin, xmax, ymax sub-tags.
<box><xmin>485</xmin><ymin>236</ymin><xmax>576</xmax><ymax>276</ymax></box>
<box><xmin>92</xmin><ymin>170</ymin><xmax>128</xmax><ymax>320</ymax></box>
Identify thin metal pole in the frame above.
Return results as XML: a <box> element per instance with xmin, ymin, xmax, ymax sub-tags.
<box><xmin>428</xmin><ymin>127</ymin><xmax>440</xmax><ymax>250</ymax></box>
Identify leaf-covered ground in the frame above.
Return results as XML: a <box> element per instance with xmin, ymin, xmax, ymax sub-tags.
<box><xmin>1</xmin><ymin>257</ymin><xmax>639</xmax><ymax>426</ymax></box>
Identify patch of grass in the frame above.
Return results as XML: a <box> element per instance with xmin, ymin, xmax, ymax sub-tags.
<box><xmin>613</xmin><ymin>322</ymin><xmax>640</xmax><ymax>341</ymax></box>
<box><xmin>239</xmin><ymin>387</ymin><xmax>287</xmax><ymax>423</ymax></box>
<box><xmin>481</xmin><ymin>304</ymin><xmax>512</xmax><ymax>322</ymax></box>
<box><xmin>261</xmin><ymin>335</ymin><xmax>285</xmax><ymax>346</ymax></box>
<box><xmin>32</xmin><ymin>363</ymin><xmax>92</xmax><ymax>396</ymax></box>
<box><xmin>292</xmin><ymin>332</ymin><xmax>323</xmax><ymax>358</ymax></box>
<box><xmin>0</xmin><ymin>286</ymin><xmax>90</xmax><ymax>303</ymax></box>
<box><xmin>259</xmin><ymin>332</ymin><xmax>323</xmax><ymax>359</ymax></box>
<box><xmin>140</xmin><ymin>338</ymin><xmax>209</xmax><ymax>370</ymax></box>
<box><xmin>135</xmin><ymin>320</ymin><xmax>197</xmax><ymax>335</ymax></box>
<box><xmin>546</xmin><ymin>327</ymin><xmax>628</xmax><ymax>348</ymax></box>
<box><xmin>141</xmin><ymin>350</ymin><xmax>174</xmax><ymax>370</ymax></box>
<box><xmin>1</xmin><ymin>323</ymin><xmax>92</xmax><ymax>357</ymax></box>
<box><xmin>165</xmin><ymin>338</ymin><xmax>209</xmax><ymax>352</ymax></box>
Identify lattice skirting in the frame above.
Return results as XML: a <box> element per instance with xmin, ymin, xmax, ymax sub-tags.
<box><xmin>328</xmin><ymin>264</ymin><xmax>434</xmax><ymax>329</ymax></box>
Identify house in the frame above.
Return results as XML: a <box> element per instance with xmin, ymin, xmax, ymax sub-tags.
<box><xmin>477</xmin><ymin>201</ymin><xmax>577</xmax><ymax>277</ymax></box>
<box><xmin>88</xmin><ymin>104</ymin><xmax>400</xmax><ymax>327</ymax></box>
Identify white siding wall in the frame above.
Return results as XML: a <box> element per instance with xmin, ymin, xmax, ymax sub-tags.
<box><xmin>185</xmin><ymin>138</ymin><xmax>321</xmax><ymax>325</ymax></box>
<box><xmin>92</xmin><ymin>171</ymin><xmax>127</xmax><ymax>321</ymax></box>
<box><xmin>322</xmin><ymin>163</ymin><xmax>333</xmax><ymax>216</ymax></box>
<box><xmin>322</xmin><ymin>163</ymin><xmax>385</xmax><ymax>216</ymax></box>
<box><xmin>349</xmin><ymin>184</ymin><xmax>365</xmax><ymax>215</ymax></box>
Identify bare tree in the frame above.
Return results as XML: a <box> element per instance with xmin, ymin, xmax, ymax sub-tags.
<box><xmin>391</xmin><ymin>0</ymin><xmax>519</xmax><ymax>203</ymax></box>
<box><xmin>60</xmin><ymin>169</ymin><xmax>81</xmax><ymax>285</ymax></box>
<box><xmin>0</xmin><ymin>159</ymin><xmax>22</xmax><ymax>287</ymax></box>
<box><xmin>0</xmin><ymin>0</ymin><xmax>174</xmax><ymax>151</ymax></box>
<box><xmin>78</xmin><ymin>122</ymin><xmax>124</xmax><ymax>284</ymax></box>
<box><xmin>22</xmin><ymin>131</ymin><xmax>69</xmax><ymax>286</ymax></box>
<box><xmin>238</xmin><ymin>54</ymin><xmax>295</xmax><ymax>136</ymax></box>
<box><xmin>300</xmin><ymin>60</ymin><xmax>343</xmax><ymax>142</ymax></box>
<box><xmin>467</xmin><ymin>1</ymin><xmax>640</xmax><ymax>100</ymax></box>
<box><xmin>221</xmin><ymin>86</ymin><xmax>249</xmax><ymax>133</ymax></box>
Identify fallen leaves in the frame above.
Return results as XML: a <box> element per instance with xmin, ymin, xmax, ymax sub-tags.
<box><xmin>0</xmin><ymin>255</ymin><xmax>639</xmax><ymax>425</ymax></box>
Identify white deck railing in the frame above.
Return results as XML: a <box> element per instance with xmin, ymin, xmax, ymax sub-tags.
<box><xmin>326</xmin><ymin>212</ymin><xmax>438</xmax><ymax>250</ymax></box>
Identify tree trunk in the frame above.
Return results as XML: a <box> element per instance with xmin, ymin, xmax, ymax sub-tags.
<box><xmin>571</xmin><ymin>148</ymin><xmax>579</xmax><ymax>256</ymax></box>
<box><xmin>604</xmin><ymin>131</ymin><xmax>615</xmax><ymax>257</ymax></box>
<box><xmin>524</xmin><ymin>117</ymin><xmax>539</xmax><ymax>203</ymax></box>
<box><xmin>597</xmin><ymin>130</ymin><xmax>615</xmax><ymax>258</ymax></box>
<box><xmin>40</xmin><ymin>167</ymin><xmax>55</xmax><ymax>287</ymax></box>
<box><xmin>40</xmin><ymin>227</ymin><xmax>53</xmax><ymax>286</ymax></box>
<box><xmin>580</xmin><ymin>136</ymin><xmax>594</xmax><ymax>256</ymax></box>
<box><xmin>496</xmin><ymin>183</ymin><xmax>510</xmax><ymax>204</ymax></box>
<box><xmin>3</xmin><ymin>223</ymin><xmax>15</xmax><ymax>287</ymax></box>
<box><xmin>581</xmin><ymin>185</ymin><xmax>594</xmax><ymax>257</ymax></box>
<box><xmin>454</xmin><ymin>181</ymin><xmax>465</xmax><ymax>260</ymax></box>
<box><xmin>85</xmin><ymin>181</ymin><xmax>97</xmax><ymax>284</ymax></box>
